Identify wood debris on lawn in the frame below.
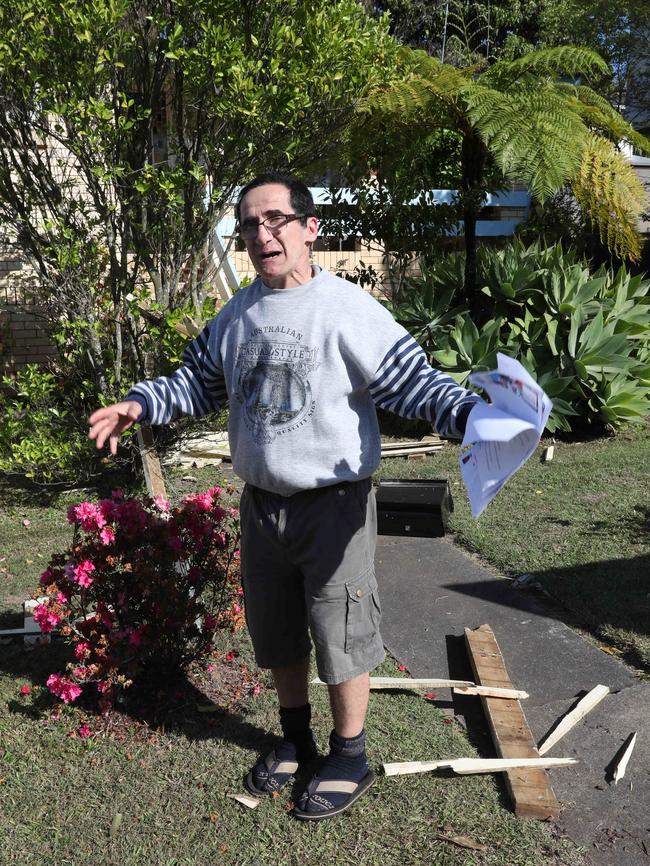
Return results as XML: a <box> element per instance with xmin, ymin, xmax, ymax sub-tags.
<box><xmin>538</xmin><ymin>684</ymin><xmax>610</xmax><ymax>755</ymax></box>
<box><xmin>435</xmin><ymin>833</ymin><xmax>488</xmax><ymax>852</ymax></box>
<box><xmin>380</xmin><ymin>435</ymin><xmax>444</xmax><ymax>458</ymax></box>
<box><xmin>227</xmin><ymin>792</ymin><xmax>259</xmax><ymax>809</ymax></box>
<box><xmin>383</xmin><ymin>756</ymin><xmax>577</xmax><ymax>777</ymax></box>
<box><xmin>611</xmin><ymin>732</ymin><xmax>637</xmax><ymax>785</ymax></box>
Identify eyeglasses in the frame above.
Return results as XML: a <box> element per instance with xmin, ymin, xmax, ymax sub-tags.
<box><xmin>237</xmin><ymin>213</ymin><xmax>306</xmax><ymax>240</ymax></box>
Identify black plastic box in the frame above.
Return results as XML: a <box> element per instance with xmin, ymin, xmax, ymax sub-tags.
<box><xmin>375</xmin><ymin>479</ymin><xmax>453</xmax><ymax>538</ymax></box>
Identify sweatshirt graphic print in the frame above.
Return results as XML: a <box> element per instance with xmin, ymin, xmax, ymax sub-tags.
<box><xmin>235</xmin><ymin>326</ymin><xmax>319</xmax><ymax>445</ymax></box>
<box><xmin>127</xmin><ymin>267</ymin><xmax>482</xmax><ymax>495</ymax></box>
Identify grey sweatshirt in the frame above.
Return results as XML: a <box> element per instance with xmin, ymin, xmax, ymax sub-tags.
<box><xmin>128</xmin><ymin>267</ymin><xmax>482</xmax><ymax>496</ymax></box>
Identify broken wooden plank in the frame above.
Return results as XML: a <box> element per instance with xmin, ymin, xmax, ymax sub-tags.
<box><xmin>454</xmin><ymin>686</ymin><xmax>529</xmax><ymax>700</ymax></box>
<box><xmin>311</xmin><ymin>676</ymin><xmax>475</xmax><ymax>690</ymax></box>
<box><xmin>465</xmin><ymin>624</ymin><xmax>559</xmax><ymax>819</ymax></box>
<box><xmin>383</xmin><ymin>756</ymin><xmax>577</xmax><ymax>777</ymax></box>
<box><xmin>537</xmin><ymin>684</ymin><xmax>610</xmax><ymax>756</ymax></box>
<box><xmin>612</xmin><ymin>732</ymin><xmax>637</xmax><ymax>785</ymax></box>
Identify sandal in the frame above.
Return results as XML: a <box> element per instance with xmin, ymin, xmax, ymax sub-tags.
<box><xmin>293</xmin><ymin>769</ymin><xmax>376</xmax><ymax>821</ymax></box>
<box><xmin>245</xmin><ymin>748</ymin><xmax>300</xmax><ymax>795</ymax></box>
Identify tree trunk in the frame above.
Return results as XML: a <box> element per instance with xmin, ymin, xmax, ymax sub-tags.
<box><xmin>461</xmin><ymin>130</ymin><xmax>488</xmax><ymax>319</ymax></box>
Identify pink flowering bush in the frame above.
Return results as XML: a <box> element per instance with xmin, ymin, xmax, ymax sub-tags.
<box><xmin>34</xmin><ymin>486</ymin><xmax>241</xmax><ymax>709</ymax></box>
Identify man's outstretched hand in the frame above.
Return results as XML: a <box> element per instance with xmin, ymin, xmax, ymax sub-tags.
<box><xmin>88</xmin><ymin>401</ymin><xmax>143</xmax><ymax>455</ymax></box>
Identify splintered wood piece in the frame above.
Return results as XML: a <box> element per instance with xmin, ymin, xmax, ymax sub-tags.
<box><xmin>537</xmin><ymin>684</ymin><xmax>610</xmax><ymax>755</ymax></box>
<box><xmin>382</xmin><ymin>756</ymin><xmax>576</xmax><ymax>777</ymax></box>
<box><xmin>612</xmin><ymin>732</ymin><xmax>637</xmax><ymax>785</ymax></box>
<box><xmin>450</xmin><ymin>757</ymin><xmax>577</xmax><ymax>775</ymax></box>
<box><xmin>454</xmin><ymin>686</ymin><xmax>529</xmax><ymax>700</ymax></box>
<box><xmin>465</xmin><ymin>624</ymin><xmax>559</xmax><ymax>819</ymax></box>
<box><xmin>311</xmin><ymin>676</ymin><xmax>474</xmax><ymax>689</ymax></box>
<box><xmin>227</xmin><ymin>793</ymin><xmax>259</xmax><ymax>809</ymax></box>
<box><xmin>383</xmin><ymin>759</ymin><xmax>453</xmax><ymax>776</ymax></box>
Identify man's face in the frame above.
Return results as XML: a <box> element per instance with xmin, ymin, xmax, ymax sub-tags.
<box><xmin>239</xmin><ymin>183</ymin><xmax>318</xmax><ymax>289</ymax></box>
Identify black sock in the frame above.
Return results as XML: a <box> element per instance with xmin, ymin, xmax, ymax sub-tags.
<box><xmin>318</xmin><ymin>728</ymin><xmax>369</xmax><ymax>782</ymax></box>
<box><xmin>277</xmin><ymin>703</ymin><xmax>317</xmax><ymax>762</ymax></box>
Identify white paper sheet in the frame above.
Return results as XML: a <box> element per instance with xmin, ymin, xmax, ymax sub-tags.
<box><xmin>459</xmin><ymin>354</ymin><xmax>552</xmax><ymax>518</ymax></box>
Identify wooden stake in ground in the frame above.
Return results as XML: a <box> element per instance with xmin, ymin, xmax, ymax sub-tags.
<box><xmin>464</xmin><ymin>624</ymin><xmax>559</xmax><ymax>820</ymax></box>
<box><xmin>137</xmin><ymin>425</ymin><xmax>167</xmax><ymax>499</ymax></box>
<box><xmin>537</xmin><ymin>684</ymin><xmax>610</xmax><ymax>755</ymax></box>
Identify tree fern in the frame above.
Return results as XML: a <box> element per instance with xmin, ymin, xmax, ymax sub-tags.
<box><xmin>572</xmin><ymin>134</ymin><xmax>648</xmax><ymax>261</ymax></box>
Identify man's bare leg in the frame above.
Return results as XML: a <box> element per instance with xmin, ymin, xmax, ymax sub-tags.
<box><xmin>271</xmin><ymin>654</ymin><xmax>310</xmax><ymax>708</ymax></box>
<box><xmin>327</xmin><ymin>671</ymin><xmax>370</xmax><ymax>737</ymax></box>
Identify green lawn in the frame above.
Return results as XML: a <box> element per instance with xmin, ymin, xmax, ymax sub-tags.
<box><xmin>3</xmin><ymin>424</ymin><xmax>647</xmax><ymax>864</ymax></box>
<box><xmin>0</xmin><ymin>461</ymin><xmax>591</xmax><ymax>866</ymax></box>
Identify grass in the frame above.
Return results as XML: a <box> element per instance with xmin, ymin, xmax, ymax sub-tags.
<box><xmin>0</xmin><ymin>636</ymin><xmax>585</xmax><ymax>866</ymax></box>
<box><xmin>4</xmin><ymin>423</ymin><xmax>647</xmax><ymax>865</ymax></box>
<box><xmin>376</xmin><ymin>422</ymin><xmax>650</xmax><ymax>671</ymax></box>
<box><xmin>0</xmin><ymin>463</ymin><xmax>589</xmax><ymax>866</ymax></box>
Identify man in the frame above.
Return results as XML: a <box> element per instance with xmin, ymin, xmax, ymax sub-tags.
<box><xmin>89</xmin><ymin>172</ymin><xmax>482</xmax><ymax>821</ymax></box>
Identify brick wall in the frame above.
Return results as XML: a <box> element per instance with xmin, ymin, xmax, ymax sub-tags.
<box><xmin>0</xmin><ymin>255</ymin><xmax>56</xmax><ymax>375</ymax></box>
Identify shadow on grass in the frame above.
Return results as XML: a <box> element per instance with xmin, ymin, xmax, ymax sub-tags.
<box><xmin>0</xmin><ymin>639</ymin><xmax>270</xmax><ymax>752</ymax></box>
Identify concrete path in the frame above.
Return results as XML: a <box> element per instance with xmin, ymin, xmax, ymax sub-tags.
<box><xmin>376</xmin><ymin>534</ymin><xmax>649</xmax><ymax>866</ymax></box>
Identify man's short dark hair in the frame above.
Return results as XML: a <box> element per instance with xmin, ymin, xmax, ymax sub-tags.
<box><xmin>235</xmin><ymin>172</ymin><xmax>316</xmax><ymax>225</ymax></box>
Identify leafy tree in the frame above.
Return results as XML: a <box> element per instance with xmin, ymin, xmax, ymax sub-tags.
<box><xmin>356</xmin><ymin>44</ymin><xmax>650</xmax><ymax>314</ymax></box>
<box><xmin>0</xmin><ymin>0</ymin><xmax>394</xmax><ymax>397</ymax></box>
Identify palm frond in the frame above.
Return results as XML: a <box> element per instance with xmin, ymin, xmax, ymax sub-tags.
<box><xmin>572</xmin><ymin>134</ymin><xmax>648</xmax><ymax>261</ymax></box>
<box><xmin>483</xmin><ymin>46</ymin><xmax>609</xmax><ymax>89</ymax></box>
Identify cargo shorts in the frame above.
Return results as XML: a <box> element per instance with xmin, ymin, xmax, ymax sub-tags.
<box><xmin>239</xmin><ymin>477</ymin><xmax>385</xmax><ymax>685</ymax></box>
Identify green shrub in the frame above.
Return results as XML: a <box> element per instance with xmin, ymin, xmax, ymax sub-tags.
<box><xmin>0</xmin><ymin>364</ymin><xmax>132</xmax><ymax>484</ymax></box>
<box><xmin>391</xmin><ymin>241</ymin><xmax>650</xmax><ymax>433</ymax></box>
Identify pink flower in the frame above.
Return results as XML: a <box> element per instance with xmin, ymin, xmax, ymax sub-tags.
<box><xmin>99</xmin><ymin>526</ymin><xmax>115</xmax><ymax>546</ymax></box>
<box><xmin>33</xmin><ymin>603</ymin><xmax>61</xmax><ymax>634</ymax></box>
<box><xmin>233</xmin><ymin>549</ymin><xmax>240</xmax><ymax>561</ymax></box>
<box><xmin>153</xmin><ymin>495</ymin><xmax>170</xmax><ymax>512</ymax></box>
<box><xmin>251</xmin><ymin>684</ymin><xmax>262</xmax><ymax>697</ymax></box>
<box><xmin>73</xmin><ymin>560</ymin><xmax>95</xmax><ymax>588</ymax></box>
<box><xmin>225</xmin><ymin>650</ymin><xmax>236</xmax><ymax>662</ymax></box>
<box><xmin>78</xmin><ymin>724</ymin><xmax>92</xmax><ymax>739</ymax></box>
<box><xmin>39</xmin><ymin>567</ymin><xmax>55</xmax><ymax>586</ymax></box>
<box><xmin>398</xmin><ymin>663</ymin><xmax>407</xmax><ymax>672</ymax></box>
<box><xmin>228</xmin><ymin>507</ymin><xmax>239</xmax><ymax>518</ymax></box>
<box><xmin>20</xmin><ymin>684</ymin><xmax>31</xmax><ymax>695</ymax></box>
<box><xmin>67</xmin><ymin>502</ymin><xmax>106</xmax><ymax>532</ymax></box>
<box><xmin>183</xmin><ymin>491</ymin><xmax>214</xmax><ymax>512</ymax></box>
<box><xmin>74</xmin><ymin>641</ymin><xmax>91</xmax><ymax>660</ymax></box>
<box><xmin>424</xmin><ymin>692</ymin><xmax>438</xmax><ymax>701</ymax></box>
<box><xmin>206</xmin><ymin>664</ymin><xmax>215</xmax><ymax>673</ymax></box>
<box><xmin>236</xmin><ymin>586</ymin><xmax>244</xmax><ymax>597</ymax></box>
<box><xmin>231</xmin><ymin>603</ymin><xmax>242</xmax><ymax>615</ymax></box>
<box><xmin>56</xmin><ymin>591</ymin><xmax>70</xmax><ymax>605</ymax></box>
<box><xmin>47</xmin><ymin>673</ymin><xmax>82</xmax><ymax>704</ymax></box>
<box><xmin>22</xmin><ymin>518</ymin><xmax>31</xmax><ymax>527</ymax></box>
<box><xmin>97</xmin><ymin>681</ymin><xmax>112</xmax><ymax>694</ymax></box>
<box><xmin>72</xmin><ymin>666</ymin><xmax>88</xmax><ymax>679</ymax></box>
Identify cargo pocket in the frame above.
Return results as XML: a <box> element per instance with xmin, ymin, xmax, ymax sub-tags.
<box><xmin>344</xmin><ymin>570</ymin><xmax>381</xmax><ymax>654</ymax></box>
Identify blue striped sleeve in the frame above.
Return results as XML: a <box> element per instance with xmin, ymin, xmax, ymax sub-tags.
<box><xmin>126</xmin><ymin>324</ymin><xmax>227</xmax><ymax>425</ymax></box>
<box><xmin>368</xmin><ymin>334</ymin><xmax>482</xmax><ymax>438</ymax></box>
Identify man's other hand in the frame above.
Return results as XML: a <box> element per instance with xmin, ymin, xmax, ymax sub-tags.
<box><xmin>88</xmin><ymin>401</ymin><xmax>143</xmax><ymax>455</ymax></box>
